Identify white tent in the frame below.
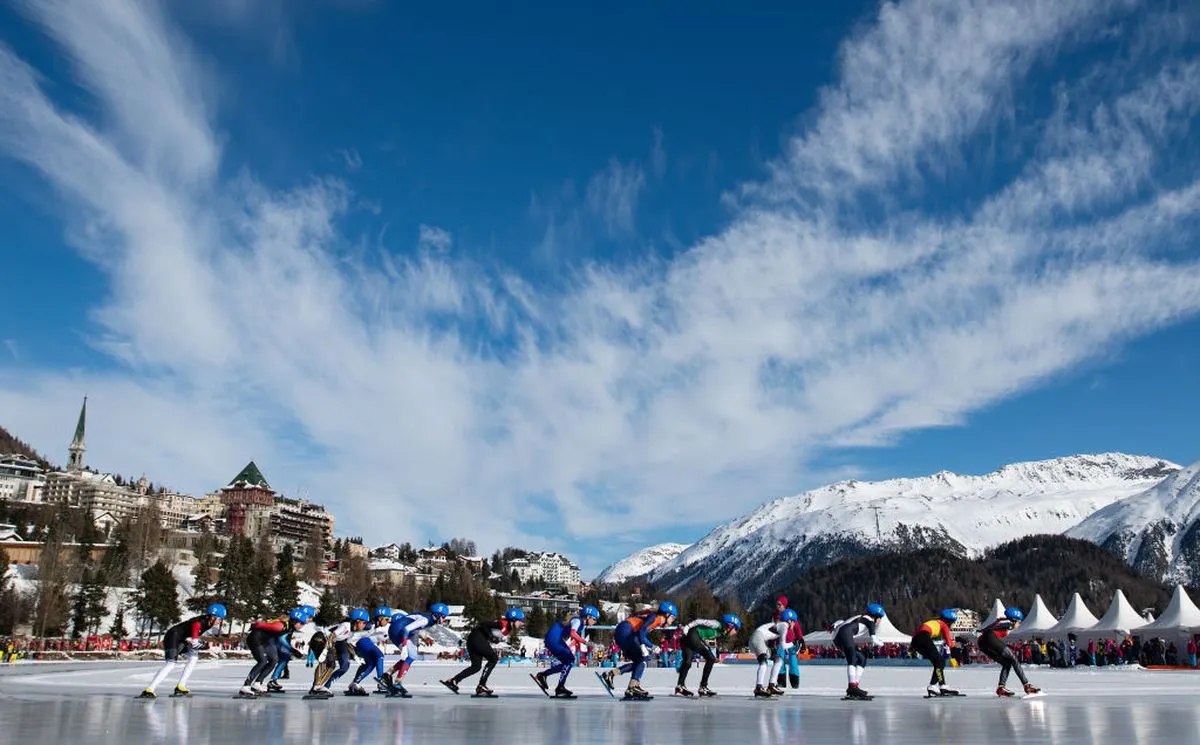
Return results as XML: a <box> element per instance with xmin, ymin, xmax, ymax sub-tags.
<box><xmin>977</xmin><ymin>598</ymin><xmax>1006</xmax><ymax>630</ymax></box>
<box><xmin>1040</xmin><ymin>592</ymin><xmax>1100</xmax><ymax>638</ymax></box>
<box><xmin>804</xmin><ymin>614</ymin><xmax>911</xmax><ymax>646</ymax></box>
<box><xmin>869</xmin><ymin>613</ymin><xmax>911</xmax><ymax>644</ymax></box>
<box><xmin>1139</xmin><ymin>585</ymin><xmax>1200</xmax><ymax>635</ymax></box>
<box><xmin>1006</xmin><ymin>594</ymin><xmax>1059</xmax><ymax>640</ymax></box>
<box><xmin>1083</xmin><ymin>589</ymin><xmax>1147</xmax><ymax>640</ymax></box>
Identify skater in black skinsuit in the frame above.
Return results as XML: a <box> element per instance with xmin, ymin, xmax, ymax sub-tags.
<box><xmin>978</xmin><ymin>608</ymin><xmax>1041</xmax><ymax>697</ymax></box>
<box><xmin>441</xmin><ymin>608</ymin><xmax>525</xmax><ymax>696</ymax></box>
<box><xmin>834</xmin><ymin>603</ymin><xmax>885</xmax><ymax>699</ymax></box>
<box><xmin>674</xmin><ymin>614</ymin><xmax>741</xmax><ymax>697</ymax></box>
<box><xmin>912</xmin><ymin>609</ymin><xmax>959</xmax><ymax>696</ymax></box>
<box><xmin>238</xmin><ymin>610</ymin><xmax>305</xmax><ymax>698</ymax></box>
<box><xmin>138</xmin><ymin>603</ymin><xmax>227</xmax><ymax>698</ymax></box>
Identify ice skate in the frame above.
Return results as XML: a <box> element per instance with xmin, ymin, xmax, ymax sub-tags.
<box><xmin>553</xmin><ymin>685</ymin><xmax>576</xmax><ymax>699</ymax></box>
<box><xmin>345</xmin><ymin>683</ymin><xmax>369</xmax><ymax>697</ymax></box>
<box><xmin>846</xmin><ymin>684</ymin><xmax>871</xmax><ymax>699</ymax></box>
<box><xmin>599</xmin><ymin>670</ymin><xmax>616</xmax><ymax>692</ymax></box>
<box><xmin>624</xmin><ymin>680</ymin><xmax>650</xmax><ymax>699</ymax></box>
<box><xmin>698</xmin><ymin>686</ymin><xmax>717</xmax><ymax>697</ymax></box>
<box><xmin>754</xmin><ymin>685</ymin><xmax>773</xmax><ymax>698</ymax></box>
<box><xmin>674</xmin><ymin>685</ymin><xmax>694</xmax><ymax>697</ymax></box>
<box><xmin>531</xmin><ymin>672</ymin><xmax>550</xmax><ymax>694</ymax></box>
<box><xmin>138</xmin><ymin>689</ymin><xmax>156</xmax><ymax>699</ymax></box>
<box><xmin>997</xmin><ymin>686</ymin><xmax>1015</xmax><ymax>697</ymax></box>
<box><xmin>250</xmin><ymin>681</ymin><xmax>269</xmax><ymax>697</ymax></box>
<box><xmin>440</xmin><ymin>679</ymin><xmax>460</xmax><ymax>694</ymax></box>
<box><xmin>767</xmin><ymin>683</ymin><xmax>785</xmax><ymax>696</ymax></box>
<box><xmin>267</xmin><ymin>680</ymin><xmax>284</xmax><ymax>693</ymax></box>
<box><xmin>473</xmin><ymin>685</ymin><xmax>497</xmax><ymax>698</ymax></box>
<box><xmin>236</xmin><ymin>686</ymin><xmax>258</xmax><ymax>699</ymax></box>
<box><xmin>1024</xmin><ymin>683</ymin><xmax>1041</xmax><ymax>694</ymax></box>
<box><xmin>171</xmin><ymin>686</ymin><xmax>191</xmax><ymax>698</ymax></box>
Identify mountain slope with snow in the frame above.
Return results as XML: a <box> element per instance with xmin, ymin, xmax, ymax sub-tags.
<box><xmin>649</xmin><ymin>453</ymin><xmax>1180</xmax><ymax>604</ymax></box>
<box><xmin>595</xmin><ymin>543</ymin><xmax>691</xmax><ymax>584</ymax></box>
<box><xmin>1067</xmin><ymin>460</ymin><xmax>1200</xmax><ymax>584</ymax></box>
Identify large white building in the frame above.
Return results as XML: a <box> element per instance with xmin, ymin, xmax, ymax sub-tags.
<box><xmin>508</xmin><ymin>552</ymin><xmax>581</xmax><ymax>590</ymax></box>
<box><xmin>0</xmin><ymin>454</ymin><xmax>45</xmax><ymax>502</ymax></box>
<box><xmin>41</xmin><ymin>398</ymin><xmax>200</xmax><ymax>530</ymax></box>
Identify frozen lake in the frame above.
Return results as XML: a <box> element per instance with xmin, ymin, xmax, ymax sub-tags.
<box><xmin>0</xmin><ymin>659</ymin><xmax>1196</xmax><ymax>744</ymax></box>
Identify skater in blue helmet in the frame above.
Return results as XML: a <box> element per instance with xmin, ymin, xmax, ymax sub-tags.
<box><xmin>442</xmin><ymin>607</ymin><xmax>525</xmax><ymax>696</ymax></box>
<box><xmin>979</xmin><ymin>607</ymin><xmax>1040</xmax><ymax>697</ymax></box>
<box><xmin>834</xmin><ymin>603</ymin><xmax>885</xmax><ymax>699</ymax></box>
<box><xmin>139</xmin><ymin>602</ymin><xmax>227</xmax><ymax>698</ymax></box>
<box><xmin>533</xmin><ymin>605</ymin><xmax>601</xmax><ymax>698</ymax></box>
<box><xmin>386</xmin><ymin>602</ymin><xmax>450</xmax><ymax>696</ymax></box>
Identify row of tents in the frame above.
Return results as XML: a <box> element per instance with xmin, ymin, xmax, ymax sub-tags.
<box><xmin>804</xmin><ymin>585</ymin><xmax>1200</xmax><ymax>647</ymax></box>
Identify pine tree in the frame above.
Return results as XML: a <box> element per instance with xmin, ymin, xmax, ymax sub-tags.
<box><xmin>70</xmin><ymin>566</ymin><xmax>107</xmax><ymax>638</ymax></box>
<box><xmin>302</xmin><ymin>525</ymin><xmax>325</xmax><ymax>584</ymax></box>
<box><xmin>33</xmin><ymin>525</ymin><xmax>72</xmax><ymax>638</ymax></box>
<box><xmin>527</xmin><ymin>607</ymin><xmax>548</xmax><ymax>638</ymax></box>
<box><xmin>215</xmin><ymin>536</ymin><xmax>251</xmax><ymax>621</ymax></box>
<box><xmin>313</xmin><ymin>602</ymin><xmax>340</xmax><ymax>627</ymax></box>
<box><xmin>134</xmin><ymin>560</ymin><xmax>179</xmax><ymax>637</ymax></box>
<box><xmin>270</xmin><ymin>544</ymin><xmax>301</xmax><ymax>612</ymax></box>
<box><xmin>110</xmin><ymin>596</ymin><xmax>128</xmax><ymax>639</ymax></box>
<box><xmin>187</xmin><ymin>550</ymin><xmax>218</xmax><ymax>614</ymax></box>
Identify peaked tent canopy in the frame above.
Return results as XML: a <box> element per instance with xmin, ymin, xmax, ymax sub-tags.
<box><xmin>1007</xmin><ymin>594</ymin><xmax>1060</xmax><ymax>640</ymax></box>
<box><xmin>1139</xmin><ymin>585</ymin><xmax>1200</xmax><ymax>634</ymax></box>
<box><xmin>1084</xmin><ymin>589</ymin><xmax>1147</xmax><ymax>640</ymax></box>
<box><xmin>1041</xmin><ymin>593</ymin><xmax>1100</xmax><ymax>637</ymax></box>
<box><xmin>803</xmin><ymin>613</ymin><xmax>911</xmax><ymax>646</ymax></box>
<box><xmin>978</xmin><ymin>598</ymin><xmax>1007</xmax><ymax>630</ymax></box>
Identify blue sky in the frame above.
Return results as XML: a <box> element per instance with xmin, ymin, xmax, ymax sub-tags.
<box><xmin>1</xmin><ymin>0</ymin><xmax>1199</xmax><ymax>578</ymax></box>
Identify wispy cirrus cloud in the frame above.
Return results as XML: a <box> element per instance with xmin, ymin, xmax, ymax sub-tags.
<box><xmin>0</xmin><ymin>0</ymin><xmax>1198</xmax><ymax>575</ymax></box>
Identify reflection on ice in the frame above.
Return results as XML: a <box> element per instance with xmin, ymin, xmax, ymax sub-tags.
<box><xmin>1</xmin><ymin>664</ymin><xmax>1198</xmax><ymax>745</ymax></box>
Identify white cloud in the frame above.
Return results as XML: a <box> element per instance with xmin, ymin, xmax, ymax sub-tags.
<box><xmin>651</xmin><ymin>127</ymin><xmax>666</xmax><ymax>179</ymax></box>
<box><xmin>417</xmin><ymin>224</ymin><xmax>452</xmax><ymax>253</ymax></box>
<box><xmin>585</xmin><ymin>158</ymin><xmax>646</xmax><ymax>237</ymax></box>
<box><xmin>2</xmin><ymin>340</ymin><xmax>18</xmax><ymax>360</ymax></box>
<box><xmin>1</xmin><ymin>0</ymin><xmax>1198</xmax><ymax>573</ymax></box>
<box><xmin>340</xmin><ymin>147</ymin><xmax>363</xmax><ymax>172</ymax></box>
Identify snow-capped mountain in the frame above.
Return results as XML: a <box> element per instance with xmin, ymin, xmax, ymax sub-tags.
<box><xmin>594</xmin><ymin>543</ymin><xmax>692</xmax><ymax>584</ymax></box>
<box><xmin>1067</xmin><ymin>460</ymin><xmax>1200</xmax><ymax>584</ymax></box>
<box><xmin>649</xmin><ymin>453</ymin><xmax>1180</xmax><ymax>604</ymax></box>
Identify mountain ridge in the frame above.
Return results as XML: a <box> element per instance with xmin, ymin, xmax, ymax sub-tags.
<box><xmin>613</xmin><ymin>453</ymin><xmax>1183</xmax><ymax>604</ymax></box>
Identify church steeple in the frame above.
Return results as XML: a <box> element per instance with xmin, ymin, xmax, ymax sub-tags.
<box><xmin>67</xmin><ymin>396</ymin><xmax>86</xmax><ymax>473</ymax></box>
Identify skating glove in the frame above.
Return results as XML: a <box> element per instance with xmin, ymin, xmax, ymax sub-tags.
<box><xmin>291</xmin><ymin>648</ymin><xmax>305</xmax><ymax>659</ymax></box>
<box><xmin>186</xmin><ymin>637</ymin><xmax>202</xmax><ymax>649</ymax></box>
<box><xmin>640</xmin><ymin>644</ymin><xmax>653</xmax><ymax>658</ymax></box>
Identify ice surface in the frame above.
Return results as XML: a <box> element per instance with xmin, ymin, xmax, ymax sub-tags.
<box><xmin>0</xmin><ymin>660</ymin><xmax>1197</xmax><ymax>744</ymax></box>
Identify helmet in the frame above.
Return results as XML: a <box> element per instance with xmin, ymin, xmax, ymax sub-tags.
<box><xmin>866</xmin><ymin>603</ymin><xmax>885</xmax><ymax>618</ymax></box>
<box><xmin>288</xmin><ymin>609</ymin><xmax>306</xmax><ymax>623</ymax></box>
<box><xmin>1005</xmin><ymin>607</ymin><xmax>1024</xmax><ymax>622</ymax></box>
<box><xmin>658</xmin><ymin>601</ymin><xmax>678</xmax><ymax>617</ymax></box>
<box><xmin>721</xmin><ymin>613</ymin><xmax>742</xmax><ymax>630</ymax></box>
<box><xmin>939</xmin><ymin>608</ymin><xmax>958</xmax><ymax>624</ymax></box>
<box><xmin>374</xmin><ymin>606</ymin><xmax>393</xmax><ymax>619</ymax></box>
<box><xmin>391</xmin><ymin>611</ymin><xmax>407</xmax><ymax>622</ymax></box>
<box><xmin>206</xmin><ymin>603</ymin><xmax>227</xmax><ymax>619</ymax></box>
<box><xmin>301</xmin><ymin>605</ymin><xmax>316</xmax><ymax>618</ymax></box>
<box><xmin>430</xmin><ymin>602</ymin><xmax>450</xmax><ymax>618</ymax></box>
<box><xmin>349</xmin><ymin>608</ymin><xmax>370</xmax><ymax>622</ymax></box>
<box><xmin>505</xmin><ymin>608</ymin><xmax>525</xmax><ymax>622</ymax></box>
<box><xmin>781</xmin><ymin>608</ymin><xmax>798</xmax><ymax>622</ymax></box>
<box><xmin>581</xmin><ymin>605</ymin><xmax>600</xmax><ymax>620</ymax></box>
